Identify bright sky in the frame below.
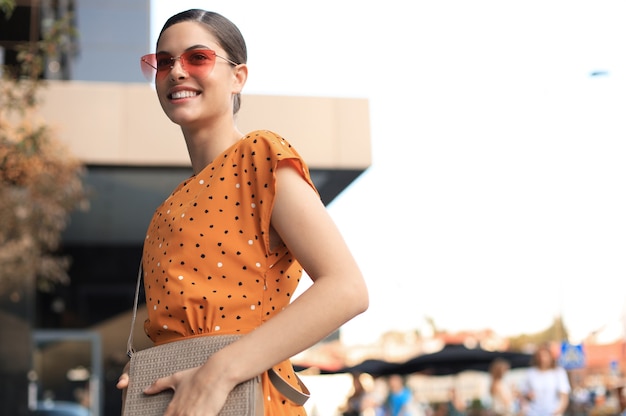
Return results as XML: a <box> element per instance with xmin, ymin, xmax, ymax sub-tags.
<box><xmin>151</xmin><ymin>0</ymin><xmax>626</xmax><ymax>346</ymax></box>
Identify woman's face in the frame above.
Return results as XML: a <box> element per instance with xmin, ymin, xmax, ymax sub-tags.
<box><xmin>154</xmin><ymin>21</ymin><xmax>242</xmax><ymax>128</ymax></box>
<box><xmin>536</xmin><ymin>348</ymin><xmax>553</xmax><ymax>369</ymax></box>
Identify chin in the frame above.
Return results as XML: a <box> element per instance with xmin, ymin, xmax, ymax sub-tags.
<box><xmin>164</xmin><ymin>110</ymin><xmax>201</xmax><ymax>127</ymax></box>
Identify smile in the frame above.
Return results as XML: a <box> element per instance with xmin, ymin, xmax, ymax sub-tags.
<box><xmin>169</xmin><ymin>90</ymin><xmax>200</xmax><ymax>100</ymax></box>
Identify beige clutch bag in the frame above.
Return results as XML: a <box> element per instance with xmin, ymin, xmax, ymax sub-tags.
<box><xmin>123</xmin><ymin>334</ymin><xmax>263</xmax><ymax>415</ymax></box>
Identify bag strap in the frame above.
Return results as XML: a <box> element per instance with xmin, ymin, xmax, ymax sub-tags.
<box><xmin>268</xmin><ymin>367</ymin><xmax>310</xmax><ymax>406</ymax></box>
<box><xmin>126</xmin><ymin>260</ymin><xmax>310</xmax><ymax>406</ymax></box>
<box><xmin>126</xmin><ymin>259</ymin><xmax>144</xmax><ymax>358</ymax></box>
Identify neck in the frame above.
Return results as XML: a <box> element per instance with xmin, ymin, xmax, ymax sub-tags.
<box><xmin>181</xmin><ymin>123</ymin><xmax>243</xmax><ymax>175</ymax></box>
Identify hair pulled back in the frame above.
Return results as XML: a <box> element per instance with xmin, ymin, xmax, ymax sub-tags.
<box><xmin>157</xmin><ymin>9</ymin><xmax>247</xmax><ymax>114</ymax></box>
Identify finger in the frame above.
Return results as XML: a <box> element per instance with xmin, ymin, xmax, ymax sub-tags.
<box><xmin>116</xmin><ymin>373</ymin><xmax>129</xmax><ymax>390</ymax></box>
<box><xmin>116</xmin><ymin>361</ymin><xmax>130</xmax><ymax>390</ymax></box>
<box><xmin>144</xmin><ymin>376</ymin><xmax>174</xmax><ymax>395</ymax></box>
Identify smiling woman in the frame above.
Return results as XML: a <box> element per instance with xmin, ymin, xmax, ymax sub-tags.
<box><xmin>116</xmin><ymin>8</ymin><xmax>368</xmax><ymax>416</ymax></box>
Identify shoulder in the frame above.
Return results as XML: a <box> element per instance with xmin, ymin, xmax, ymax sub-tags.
<box><xmin>239</xmin><ymin>130</ymin><xmax>317</xmax><ymax>194</ymax></box>
<box><xmin>239</xmin><ymin>130</ymin><xmax>303</xmax><ymax>159</ymax></box>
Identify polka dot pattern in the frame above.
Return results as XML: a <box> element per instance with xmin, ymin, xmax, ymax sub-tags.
<box><xmin>142</xmin><ymin>131</ymin><xmax>315</xmax><ymax>415</ymax></box>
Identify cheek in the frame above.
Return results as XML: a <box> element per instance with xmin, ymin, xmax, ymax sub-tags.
<box><xmin>155</xmin><ymin>82</ymin><xmax>170</xmax><ymax>104</ymax></box>
<box><xmin>155</xmin><ymin>82</ymin><xmax>167</xmax><ymax>98</ymax></box>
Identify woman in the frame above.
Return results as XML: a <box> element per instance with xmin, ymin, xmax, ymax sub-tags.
<box><xmin>116</xmin><ymin>9</ymin><xmax>368</xmax><ymax>415</ymax></box>
<box><xmin>521</xmin><ymin>344</ymin><xmax>570</xmax><ymax>416</ymax></box>
<box><xmin>488</xmin><ymin>358</ymin><xmax>516</xmax><ymax>416</ymax></box>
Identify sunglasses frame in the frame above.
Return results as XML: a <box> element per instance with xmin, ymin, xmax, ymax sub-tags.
<box><xmin>140</xmin><ymin>48</ymin><xmax>239</xmax><ymax>82</ymax></box>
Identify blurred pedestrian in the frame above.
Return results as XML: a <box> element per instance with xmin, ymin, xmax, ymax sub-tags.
<box><xmin>568</xmin><ymin>373</ymin><xmax>592</xmax><ymax>416</ymax></box>
<box><xmin>615</xmin><ymin>382</ymin><xmax>626</xmax><ymax>416</ymax></box>
<box><xmin>340</xmin><ymin>373</ymin><xmax>368</xmax><ymax>416</ymax></box>
<box><xmin>521</xmin><ymin>344</ymin><xmax>570</xmax><ymax>416</ymax></box>
<box><xmin>488</xmin><ymin>358</ymin><xmax>516</xmax><ymax>416</ymax></box>
<box><xmin>384</xmin><ymin>374</ymin><xmax>417</xmax><ymax>416</ymax></box>
<box><xmin>447</xmin><ymin>388</ymin><xmax>467</xmax><ymax>416</ymax></box>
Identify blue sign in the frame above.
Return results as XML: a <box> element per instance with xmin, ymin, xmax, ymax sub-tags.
<box><xmin>559</xmin><ymin>342</ymin><xmax>585</xmax><ymax>370</ymax></box>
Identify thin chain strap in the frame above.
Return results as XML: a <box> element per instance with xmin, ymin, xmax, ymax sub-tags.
<box><xmin>126</xmin><ymin>260</ymin><xmax>143</xmax><ymax>358</ymax></box>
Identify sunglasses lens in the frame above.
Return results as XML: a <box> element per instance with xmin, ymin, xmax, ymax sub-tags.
<box><xmin>139</xmin><ymin>50</ymin><xmax>218</xmax><ymax>82</ymax></box>
<box><xmin>140</xmin><ymin>54</ymin><xmax>157</xmax><ymax>81</ymax></box>
<box><xmin>181</xmin><ymin>50</ymin><xmax>216</xmax><ymax>68</ymax></box>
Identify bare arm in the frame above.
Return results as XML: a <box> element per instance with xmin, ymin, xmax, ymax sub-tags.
<box><xmin>212</xmin><ymin>162</ymin><xmax>369</xmax><ymax>379</ymax></box>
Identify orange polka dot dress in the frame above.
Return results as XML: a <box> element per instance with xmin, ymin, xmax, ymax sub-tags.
<box><xmin>141</xmin><ymin>130</ymin><xmax>315</xmax><ymax>415</ymax></box>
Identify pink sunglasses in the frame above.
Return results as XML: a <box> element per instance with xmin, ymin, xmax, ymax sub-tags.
<box><xmin>140</xmin><ymin>49</ymin><xmax>239</xmax><ymax>81</ymax></box>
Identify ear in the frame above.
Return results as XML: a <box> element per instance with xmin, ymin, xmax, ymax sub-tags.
<box><xmin>232</xmin><ymin>64</ymin><xmax>248</xmax><ymax>94</ymax></box>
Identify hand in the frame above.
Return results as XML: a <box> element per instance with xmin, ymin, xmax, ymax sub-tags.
<box><xmin>143</xmin><ymin>365</ymin><xmax>236</xmax><ymax>416</ymax></box>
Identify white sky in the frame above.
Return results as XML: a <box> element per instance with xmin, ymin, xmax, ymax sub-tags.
<box><xmin>151</xmin><ymin>0</ymin><xmax>626</xmax><ymax>346</ymax></box>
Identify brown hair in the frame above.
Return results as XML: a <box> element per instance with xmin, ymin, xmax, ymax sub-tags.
<box><xmin>489</xmin><ymin>358</ymin><xmax>510</xmax><ymax>379</ymax></box>
<box><xmin>530</xmin><ymin>344</ymin><xmax>557</xmax><ymax>369</ymax></box>
<box><xmin>157</xmin><ymin>9</ymin><xmax>247</xmax><ymax>114</ymax></box>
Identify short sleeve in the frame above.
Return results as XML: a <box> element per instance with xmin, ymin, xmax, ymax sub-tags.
<box><xmin>236</xmin><ymin>130</ymin><xmax>319</xmax><ymax>253</ymax></box>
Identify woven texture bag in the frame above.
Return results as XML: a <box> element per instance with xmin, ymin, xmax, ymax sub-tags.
<box><xmin>122</xmin><ymin>262</ymin><xmax>309</xmax><ymax>415</ymax></box>
<box><xmin>123</xmin><ymin>334</ymin><xmax>262</xmax><ymax>416</ymax></box>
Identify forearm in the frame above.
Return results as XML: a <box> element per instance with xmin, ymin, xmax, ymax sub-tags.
<box><xmin>204</xmin><ymin>271</ymin><xmax>368</xmax><ymax>386</ymax></box>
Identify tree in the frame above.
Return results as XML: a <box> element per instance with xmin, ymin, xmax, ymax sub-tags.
<box><xmin>0</xmin><ymin>0</ymin><xmax>14</xmax><ymax>18</ymax></box>
<box><xmin>0</xmin><ymin>1</ymin><xmax>88</xmax><ymax>296</ymax></box>
<box><xmin>508</xmin><ymin>316</ymin><xmax>569</xmax><ymax>351</ymax></box>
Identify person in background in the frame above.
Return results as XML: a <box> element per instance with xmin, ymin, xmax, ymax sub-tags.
<box><xmin>613</xmin><ymin>382</ymin><xmax>626</xmax><ymax>416</ymax></box>
<box><xmin>488</xmin><ymin>358</ymin><xmax>516</xmax><ymax>416</ymax></box>
<box><xmin>340</xmin><ymin>373</ymin><xmax>368</xmax><ymax>416</ymax></box>
<box><xmin>339</xmin><ymin>373</ymin><xmax>386</xmax><ymax>416</ymax></box>
<box><xmin>115</xmin><ymin>8</ymin><xmax>368</xmax><ymax>415</ymax></box>
<box><xmin>567</xmin><ymin>373</ymin><xmax>592</xmax><ymax>416</ymax></box>
<box><xmin>385</xmin><ymin>374</ymin><xmax>416</xmax><ymax>416</ymax></box>
<box><xmin>521</xmin><ymin>344</ymin><xmax>570</xmax><ymax>416</ymax></box>
<box><xmin>447</xmin><ymin>388</ymin><xmax>467</xmax><ymax>416</ymax></box>
<box><xmin>431</xmin><ymin>390</ymin><xmax>466</xmax><ymax>416</ymax></box>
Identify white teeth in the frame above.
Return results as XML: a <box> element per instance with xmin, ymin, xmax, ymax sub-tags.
<box><xmin>170</xmin><ymin>90</ymin><xmax>198</xmax><ymax>99</ymax></box>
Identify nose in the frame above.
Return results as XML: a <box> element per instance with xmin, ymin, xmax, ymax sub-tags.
<box><xmin>169</xmin><ymin>57</ymin><xmax>188</xmax><ymax>79</ymax></box>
